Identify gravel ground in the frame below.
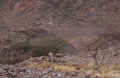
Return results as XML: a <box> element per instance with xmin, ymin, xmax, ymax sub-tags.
<box><xmin>0</xmin><ymin>54</ymin><xmax>120</xmax><ymax>78</ymax></box>
<box><xmin>0</xmin><ymin>64</ymin><xmax>84</xmax><ymax>78</ymax></box>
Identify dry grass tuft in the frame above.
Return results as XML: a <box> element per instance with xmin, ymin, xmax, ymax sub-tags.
<box><xmin>27</xmin><ymin>61</ymin><xmax>56</xmax><ymax>69</ymax></box>
<box><xmin>54</xmin><ymin>65</ymin><xmax>76</xmax><ymax>72</ymax></box>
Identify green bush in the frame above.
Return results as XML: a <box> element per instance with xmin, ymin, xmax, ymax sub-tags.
<box><xmin>30</xmin><ymin>36</ymin><xmax>67</xmax><ymax>57</ymax></box>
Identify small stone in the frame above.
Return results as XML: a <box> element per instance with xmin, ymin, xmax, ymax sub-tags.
<box><xmin>85</xmin><ymin>75</ymin><xmax>91</xmax><ymax>78</ymax></box>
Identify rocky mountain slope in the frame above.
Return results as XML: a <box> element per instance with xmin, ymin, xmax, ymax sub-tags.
<box><xmin>0</xmin><ymin>0</ymin><xmax>120</xmax><ymax>63</ymax></box>
<box><xmin>0</xmin><ymin>0</ymin><xmax>120</xmax><ymax>44</ymax></box>
<box><xmin>0</xmin><ymin>0</ymin><xmax>120</xmax><ymax>78</ymax></box>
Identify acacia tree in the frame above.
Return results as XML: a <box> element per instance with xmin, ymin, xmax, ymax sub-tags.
<box><xmin>30</xmin><ymin>36</ymin><xmax>67</xmax><ymax>57</ymax></box>
<box><xmin>81</xmin><ymin>37</ymin><xmax>109</xmax><ymax>74</ymax></box>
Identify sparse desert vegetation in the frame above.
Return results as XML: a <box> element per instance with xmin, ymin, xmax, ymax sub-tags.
<box><xmin>0</xmin><ymin>0</ymin><xmax>120</xmax><ymax>78</ymax></box>
<box><xmin>30</xmin><ymin>36</ymin><xmax>67</xmax><ymax>57</ymax></box>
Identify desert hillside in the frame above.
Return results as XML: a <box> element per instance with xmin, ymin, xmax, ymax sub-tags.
<box><xmin>1</xmin><ymin>0</ymin><xmax>120</xmax><ymax>34</ymax></box>
<box><xmin>0</xmin><ymin>0</ymin><xmax>120</xmax><ymax>47</ymax></box>
<box><xmin>0</xmin><ymin>0</ymin><xmax>120</xmax><ymax>78</ymax></box>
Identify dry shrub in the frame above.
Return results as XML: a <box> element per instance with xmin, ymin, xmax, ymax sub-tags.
<box><xmin>30</xmin><ymin>36</ymin><xmax>67</xmax><ymax>57</ymax></box>
<box><xmin>54</xmin><ymin>65</ymin><xmax>76</xmax><ymax>72</ymax></box>
<box><xmin>28</xmin><ymin>61</ymin><xmax>56</xmax><ymax>69</ymax></box>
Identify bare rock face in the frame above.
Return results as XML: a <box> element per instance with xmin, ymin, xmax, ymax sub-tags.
<box><xmin>0</xmin><ymin>0</ymin><xmax>120</xmax><ymax>37</ymax></box>
<box><xmin>69</xmin><ymin>32</ymin><xmax>120</xmax><ymax>51</ymax></box>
